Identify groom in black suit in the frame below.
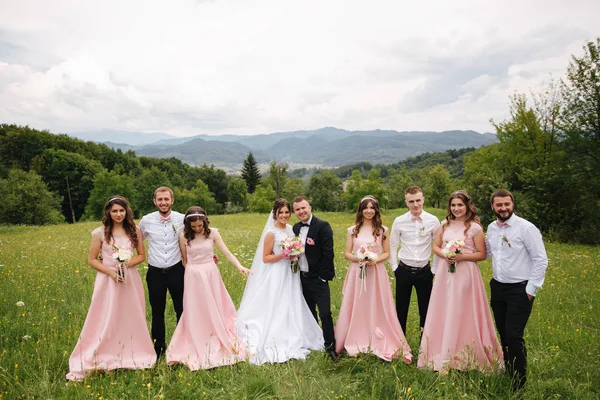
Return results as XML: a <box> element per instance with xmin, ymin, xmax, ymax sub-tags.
<box><xmin>292</xmin><ymin>196</ymin><xmax>337</xmax><ymax>361</ymax></box>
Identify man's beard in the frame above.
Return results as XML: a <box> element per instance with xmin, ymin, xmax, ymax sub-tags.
<box><xmin>495</xmin><ymin>210</ymin><xmax>513</xmax><ymax>222</ymax></box>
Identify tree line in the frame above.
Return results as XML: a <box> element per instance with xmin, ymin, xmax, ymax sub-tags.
<box><xmin>1</xmin><ymin>38</ymin><xmax>598</xmax><ymax>244</ymax></box>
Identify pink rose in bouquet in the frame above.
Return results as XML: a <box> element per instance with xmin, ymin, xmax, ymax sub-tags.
<box><xmin>442</xmin><ymin>240</ymin><xmax>465</xmax><ymax>273</ymax></box>
<box><xmin>280</xmin><ymin>236</ymin><xmax>305</xmax><ymax>273</ymax></box>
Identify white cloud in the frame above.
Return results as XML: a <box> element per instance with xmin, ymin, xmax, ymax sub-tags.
<box><xmin>0</xmin><ymin>0</ymin><xmax>598</xmax><ymax>136</ymax></box>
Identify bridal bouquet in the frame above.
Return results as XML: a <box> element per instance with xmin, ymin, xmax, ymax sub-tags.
<box><xmin>442</xmin><ymin>240</ymin><xmax>465</xmax><ymax>273</ymax></box>
<box><xmin>355</xmin><ymin>242</ymin><xmax>378</xmax><ymax>281</ymax></box>
<box><xmin>112</xmin><ymin>245</ymin><xmax>133</xmax><ymax>282</ymax></box>
<box><xmin>280</xmin><ymin>236</ymin><xmax>304</xmax><ymax>273</ymax></box>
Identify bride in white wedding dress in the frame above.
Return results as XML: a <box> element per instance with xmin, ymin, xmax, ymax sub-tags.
<box><xmin>235</xmin><ymin>198</ymin><xmax>323</xmax><ymax>365</ymax></box>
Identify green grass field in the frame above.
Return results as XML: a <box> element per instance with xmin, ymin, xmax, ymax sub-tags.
<box><xmin>1</xmin><ymin>209</ymin><xmax>598</xmax><ymax>399</ymax></box>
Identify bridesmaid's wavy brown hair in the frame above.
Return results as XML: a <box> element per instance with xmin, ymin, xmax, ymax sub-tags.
<box><xmin>441</xmin><ymin>190</ymin><xmax>481</xmax><ymax>238</ymax></box>
<box><xmin>183</xmin><ymin>206</ymin><xmax>211</xmax><ymax>244</ymax></box>
<box><xmin>352</xmin><ymin>195</ymin><xmax>386</xmax><ymax>240</ymax></box>
<box><xmin>102</xmin><ymin>196</ymin><xmax>138</xmax><ymax>247</ymax></box>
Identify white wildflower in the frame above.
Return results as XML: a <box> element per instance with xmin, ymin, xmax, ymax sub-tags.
<box><xmin>16</xmin><ymin>301</ymin><xmax>25</xmax><ymax>307</ymax></box>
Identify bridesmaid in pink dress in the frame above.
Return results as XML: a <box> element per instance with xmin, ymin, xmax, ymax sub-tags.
<box><xmin>335</xmin><ymin>195</ymin><xmax>412</xmax><ymax>363</ymax></box>
<box><xmin>167</xmin><ymin>206</ymin><xmax>251</xmax><ymax>370</ymax></box>
<box><xmin>418</xmin><ymin>190</ymin><xmax>503</xmax><ymax>373</ymax></box>
<box><xmin>66</xmin><ymin>196</ymin><xmax>156</xmax><ymax>381</ymax></box>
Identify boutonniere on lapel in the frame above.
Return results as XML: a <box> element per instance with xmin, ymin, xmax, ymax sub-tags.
<box><xmin>306</xmin><ymin>238</ymin><xmax>315</xmax><ymax>246</ymax></box>
<box><xmin>172</xmin><ymin>224</ymin><xmax>178</xmax><ymax>233</ymax></box>
<box><xmin>418</xmin><ymin>226</ymin><xmax>426</xmax><ymax>236</ymax></box>
<box><xmin>500</xmin><ymin>235</ymin><xmax>511</xmax><ymax>247</ymax></box>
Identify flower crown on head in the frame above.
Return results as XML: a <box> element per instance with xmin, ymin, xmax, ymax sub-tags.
<box><xmin>186</xmin><ymin>213</ymin><xmax>206</xmax><ymax>219</ymax></box>
<box><xmin>452</xmin><ymin>190</ymin><xmax>471</xmax><ymax>200</ymax></box>
<box><xmin>360</xmin><ymin>196</ymin><xmax>378</xmax><ymax>204</ymax></box>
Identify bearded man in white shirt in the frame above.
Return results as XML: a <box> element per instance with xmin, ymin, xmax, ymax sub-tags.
<box><xmin>138</xmin><ymin>187</ymin><xmax>185</xmax><ymax>358</ymax></box>
<box><xmin>389</xmin><ymin>186</ymin><xmax>440</xmax><ymax>339</ymax></box>
<box><xmin>486</xmin><ymin>189</ymin><xmax>548</xmax><ymax>393</ymax></box>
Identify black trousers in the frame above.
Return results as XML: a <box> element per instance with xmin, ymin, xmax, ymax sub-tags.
<box><xmin>146</xmin><ymin>261</ymin><xmax>185</xmax><ymax>350</ymax></box>
<box><xmin>490</xmin><ymin>278</ymin><xmax>534</xmax><ymax>391</ymax></box>
<box><xmin>394</xmin><ymin>262</ymin><xmax>433</xmax><ymax>336</ymax></box>
<box><xmin>301</xmin><ymin>274</ymin><xmax>335</xmax><ymax>351</ymax></box>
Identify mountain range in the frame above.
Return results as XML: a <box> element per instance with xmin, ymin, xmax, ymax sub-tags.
<box><xmin>67</xmin><ymin>127</ymin><xmax>498</xmax><ymax>170</ymax></box>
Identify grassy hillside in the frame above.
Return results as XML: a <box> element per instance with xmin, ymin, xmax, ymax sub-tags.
<box><xmin>0</xmin><ymin>210</ymin><xmax>598</xmax><ymax>399</ymax></box>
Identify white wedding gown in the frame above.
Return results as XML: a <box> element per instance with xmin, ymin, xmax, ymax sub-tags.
<box><xmin>235</xmin><ymin>224</ymin><xmax>323</xmax><ymax>365</ymax></box>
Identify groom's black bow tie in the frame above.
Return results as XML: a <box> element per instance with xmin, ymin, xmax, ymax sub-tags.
<box><xmin>300</xmin><ymin>222</ymin><xmax>310</xmax><ymax>227</ymax></box>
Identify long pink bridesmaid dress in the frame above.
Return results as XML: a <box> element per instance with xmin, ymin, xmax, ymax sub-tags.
<box><xmin>418</xmin><ymin>221</ymin><xmax>503</xmax><ymax>372</ymax></box>
<box><xmin>66</xmin><ymin>227</ymin><xmax>156</xmax><ymax>381</ymax></box>
<box><xmin>335</xmin><ymin>227</ymin><xmax>412</xmax><ymax>363</ymax></box>
<box><xmin>167</xmin><ymin>229</ymin><xmax>246</xmax><ymax>370</ymax></box>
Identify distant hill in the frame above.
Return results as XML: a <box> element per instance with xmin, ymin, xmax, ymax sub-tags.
<box><xmin>64</xmin><ymin>127</ymin><xmax>497</xmax><ymax>167</ymax></box>
<box><xmin>68</xmin><ymin>130</ymin><xmax>175</xmax><ymax>146</ymax></box>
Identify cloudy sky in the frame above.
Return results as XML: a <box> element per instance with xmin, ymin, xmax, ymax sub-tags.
<box><xmin>1</xmin><ymin>0</ymin><xmax>598</xmax><ymax>137</ymax></box>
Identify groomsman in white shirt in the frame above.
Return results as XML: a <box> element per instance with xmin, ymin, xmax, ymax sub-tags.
<box><xmin>389</xmin><ymin>186</ymin><xmax>440</xmax><ymax>338</ymax></box>
<box><xmin>486</xmin><ymin>189</ymin><xmax>548</xmax><ymax>393</ymax></box>
<box><xmin>138</xmin><ymin>187</ymin><xmax>185</xmax><ymax>358</ymax></box>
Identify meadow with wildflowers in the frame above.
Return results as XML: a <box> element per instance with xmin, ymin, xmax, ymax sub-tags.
<box><xmin>0</xmin><ymin>209</ymin><xmax>598</xmax><ymax>399</ymax></box>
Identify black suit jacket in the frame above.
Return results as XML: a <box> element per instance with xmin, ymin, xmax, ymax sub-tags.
<box><xmin>293</xmin><ymin>215</ymin><xmax>335</xmax><ymax>281</ymax></box>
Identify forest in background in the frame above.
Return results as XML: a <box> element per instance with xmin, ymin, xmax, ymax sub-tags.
<box><xmin>1</xmin><ymin>38</ymin><xmax>598</xmax><ymax>244</ymax></box>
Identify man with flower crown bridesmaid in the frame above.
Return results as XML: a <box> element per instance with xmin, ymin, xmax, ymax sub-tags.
<box><xmin>139</xmin><ymin>186</ymin><xmax>185</xmax><ymax>358</ymax></box>
<box><xmin>389</xmin><ymin>186</ymin><xmax>440</xmax><ymax>340</ymax></box>
<box><xmin>486</xmin><ymin>189</ymin><xmax>548</xmax><ymax>393</ymax></box>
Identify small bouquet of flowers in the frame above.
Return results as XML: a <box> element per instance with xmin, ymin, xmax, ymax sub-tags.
<box><xmin>280</xmin><ymin>236</ymin><xmax>304</xmax><ymax>273</ymax></box>
<box><xmin>355</xmin><ymin>243</ymin><xmax>378</xmax><ymax>293</ymax></box>
<box><xmin>442</xmin><ymin>240</ymin><xmax>465</xmax><ymax>273</ymax></box>
<box><xmin>112</xmin><ymin>245</ymin><xmax>133</xmax><ymax>282</ymax></box>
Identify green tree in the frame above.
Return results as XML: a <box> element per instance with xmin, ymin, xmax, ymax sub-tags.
<box><xmin>559</xmin><ymin>37</ymin><xmax>600</xmax><ymax>242</ymax></box>
<box><xmin>247</xmin><ymin>184</ymin><xmax>277</xmax><ymax>213</ymax></box>
<box><xmin>490</xmin><ymin>88</ymin><xmax>564</xmax><ymax>231</ymax></box>
<box><xmin>241</xmin><ymin>152</ymin><xmax>261</xmax><ymax>193</ymax></box>
<box><xmin>264</xmin><ymin>161</ymin><xmax>288</xmax><ymax>198</ymax></box>
<box><xmin>463</xmin><ymin>144</ymin><xmax>510</xmax><ymax>224</ymax></box>
<box><xmin>385</xmin><ymin>167</ymin><xmax>414</xmax><ymax>209</ymax></box>
<box><xmin>32</xmin><ymin>148</ymin><xmax>104</xmax><ymax>222</ymax></box>
<box><xmin>133</xmin><ymin>167</ymin><xmax>172</xmax><ymax>217</ymax></box>
<box><xmin>307</xmin><ymin>171</ymin><xmax>344</xmax><ymax>211</ymax></box>
<box><xmin>343</xmin><ymin>169</ymin><xmax>388</xmax><ymax>210</ymax></box>
<box><xmin>423</xmin><ymin>165</ymin><xmax>452</xmax><ymax>208</ymax></box>
<box><xmin>175</xmin><ymin>180</ymin><xmax>220</xmax><ymax>215</ymax></box>
<box><xmin>84</xmin><ymin>171</ymin><xmax>137</xmax><ymax>220</ymax></box>
<box><xmin>0</xmin><ymin>168</ymin><xmax>64</xmax><ymax>225</ymax></box>
<box><xmin>226</xmin><ymin>177</ymin><xmax>248</xmax><ymax>212</ymax></box>
<box><xmin>281</xmin><ymin>178</ymin><xmax>305</xmax><ymax>203</ymax></box>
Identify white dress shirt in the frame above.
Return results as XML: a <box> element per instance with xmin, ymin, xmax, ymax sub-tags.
<box><xmin>486</xmin><ymin>213</ymin><xmax>548</xmax><ymax>297</ymax></box>
<box><xmin>298</xmin><ymin>216</ymin><xmax>312</xmax><ymax>272</ymax></box>
<box><xmin>139</xmin><ymin>211</ymin><xmax>185</xmax><ymax>268</ymax></box>
<box><xmin>389</xmin><ymin>210</ymin><xmax>441</xmax><ymax>271</ymax></box>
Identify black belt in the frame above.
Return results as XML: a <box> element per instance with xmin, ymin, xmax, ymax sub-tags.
<box><xmin>492</xmin><ymin>278</ymin><xmax>527</xmax><ymax>286</ymax></box>
<box><xmin>149</xmin><ymin>261</ymin><xmax>182</xmax><ymax>273</ymax></box>
<box><xmin>398</xmin><ymin>261</ymin><xmax>430</xmax><ymax>274</ymax></box>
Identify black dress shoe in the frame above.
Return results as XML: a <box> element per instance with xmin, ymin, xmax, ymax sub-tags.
<box><xmin>327</xmin><ymin>349</ymin><xmax>338</xmax><ymax>362</ymax></box>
